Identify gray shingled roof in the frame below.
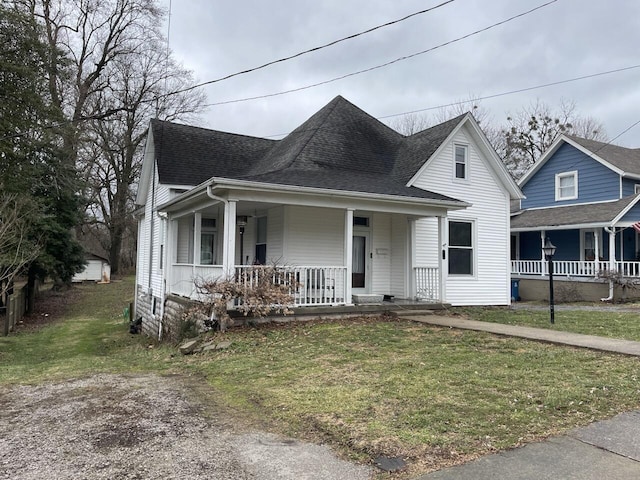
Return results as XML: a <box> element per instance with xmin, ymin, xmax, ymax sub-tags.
<box><xmin>566</xmin><ymin>135</ymin><xmax>640</xmax><ymax>175</ymax></box>
<box><xmin>151</xmin><ymin>95</ymin><xmax>466</xmax><ymax>203</ymax></box>
<box><xmin>511</xmin><ymin>195</ymin><xmax>639</xmax><ymax>229</ymax></box>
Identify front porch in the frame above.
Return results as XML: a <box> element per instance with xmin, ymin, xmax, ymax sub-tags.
<box><xmin>169</xmin><ymin>264</ymin><xmax>442</xmax><ymax>307</ymax></box>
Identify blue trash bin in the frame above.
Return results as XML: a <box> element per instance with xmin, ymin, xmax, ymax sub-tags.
<box><xmin>511</xmin><ymin>279</ymin><xmax>520</xmax><ymax>301</ymax></box>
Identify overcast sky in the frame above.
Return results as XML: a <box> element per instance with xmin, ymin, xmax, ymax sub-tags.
<box><xmin>164</xmin><ymin>0</ymin><xmax>640</xmax><ymax>146</ymax></box>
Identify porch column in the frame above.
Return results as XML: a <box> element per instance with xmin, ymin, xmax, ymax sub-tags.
<box><xmin>594</xmin><ymin>229</ymin><xmax>600</xmax><ymax>277</ymax></box>
<box><xmin>222</xmin><ymin>200</ymin><xmax>237</xmax><ymax>276</ymax></box>
<box><xmin>193</xmin><ymin>212</ymin><xmax>202</xmax><ymax>276</ymax></box>
<box><xmin>438</xmin><ymin>215</ymin><xmax>447</xmax><ymax>302</ymax></box>
<box><xmin>344</xmin><ymin>208</ymin><xmax>353</xmax><ymax>304</ymax></box>
<box><xmin>609</xmin><ymin>228</ymin><xmax>616</xmax><ymax>273</ymax></box>
<box><xmin>408</xmin><ymin>217</ymin><xmax>417</xmax><ymax>299</ymax></box>
<box><xmin>540</xmin><ymin>230</ymin><xmax>546</xmax><ymax>275</ymax></box>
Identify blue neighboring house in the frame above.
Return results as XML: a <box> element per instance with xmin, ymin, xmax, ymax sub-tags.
<box><xmin>511</xmin><ymin>134</ymin><xmax>640</xmax><ymax>299</ymax></box>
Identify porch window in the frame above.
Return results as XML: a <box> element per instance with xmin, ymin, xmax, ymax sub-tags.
<box><xmin>582</xmin><ymin>230</ymin><xmax>601</xmax><ymax>261</ymax></box>
<box><xmin>200</xmin><ymin>218</ymin><xmax>217</xmax><ymax>265</ymax></box>
<box><xmin>449</xmin><ymin>220</ymin><xmax>474</xmax><ymax>275</ymax></box>
<box><xmin>555</xmin><ymin>171</ymin><xmax>578</xmax><ymax>201</ymax></box>
<box><xmin>454</xmin><ymin>144</ymin><xmax>468</xmax><ymax>180</ymax></box>
<box><xmin>255</xmin><ymin>216</ymin><xmax>267</xmax><ymax>264</ymax></box>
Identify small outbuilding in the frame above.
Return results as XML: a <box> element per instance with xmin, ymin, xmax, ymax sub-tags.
<box><xmin>72</xmin><ymin>253</ymin><xmax>111</xmax><ymax>283</ymax></box>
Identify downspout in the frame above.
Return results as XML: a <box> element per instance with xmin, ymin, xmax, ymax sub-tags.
<box><xmin>157</xmin><ymin>212</ymin><xmax>168</xmax><ymax>341</ymax></box>
<box><xmin>206</xmin><ymin>185</ymin><xmax>228</xmax><ymax>326</ymax></box>
<box><xmin>601</xmin><ymin>226</ymin><xmax>616</xmax><ymax>301</ymax></box>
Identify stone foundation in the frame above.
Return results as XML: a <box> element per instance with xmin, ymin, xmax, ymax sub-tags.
<box><xmin>515</xmin><ymin>277</ymin><xmax>640</xmax><ymax>303</ymax></box>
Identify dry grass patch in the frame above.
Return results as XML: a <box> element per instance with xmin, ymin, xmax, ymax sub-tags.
<box><xmin>192</xmin><ymin>317</ymin><xmax>640</xmax><ymax>477</ymax></box>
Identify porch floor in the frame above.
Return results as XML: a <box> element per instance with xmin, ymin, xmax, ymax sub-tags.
<box><xmin>230</xmin><ymin>299</ymin><xmax>450</xmax><ymax>322</ymax></box>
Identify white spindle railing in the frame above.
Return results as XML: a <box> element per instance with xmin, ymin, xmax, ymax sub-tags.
<box><xmin>414</xmin><ymin>267</ymin><xmax>440</xmax><ymax>302</ymax></box>
<box><xmin>235</xmin><ymin>265</ymin><xmax>347</xmax><ymax>307</ymax></box>
<box><xmin>511</xmin><ymin>260</ymin><xmax>640</xmax><ymax>278</ymax></box>
<box><xmin>170</xmin><ymin>264</ymin><xmax>348</xmax><ymax>306</ymax></box>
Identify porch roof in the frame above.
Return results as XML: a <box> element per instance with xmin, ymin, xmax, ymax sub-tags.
<box><xmin>511</xmin><ymin>194</ymin><xmax>640</xmax><ymax>231</ymax></box>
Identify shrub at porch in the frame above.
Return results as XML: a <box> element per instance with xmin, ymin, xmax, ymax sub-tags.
<box><xmin>192</xmin><ymin>265</ymin><xmax>299</xmax><ymax>331</ymax></box>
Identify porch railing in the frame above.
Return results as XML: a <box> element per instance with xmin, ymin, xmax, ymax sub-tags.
<box><xmin>511</xmin><ymin>260</ymin><xmax>640</xmax><ymax>278</ymax></box>
<box><xmin>414</xmin><ymin>267</ymin><xmax>440</xmax><ymax>302</ymax></box>
<box><xmin>170</xmin><ymin>264</ymin><xmax>224</xmax><ymax>298</ymax></box>
<box><xmin>169</xmin><ymin>264</ymin><xmax>348</xmax><ymax>307</ymax></box>
<box><xmin>235</xmin><ymin>265</ymin><xmax>347</xmax><ymax>307</ymax></box>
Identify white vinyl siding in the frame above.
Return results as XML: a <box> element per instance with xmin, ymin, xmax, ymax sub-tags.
<box><xmin>372</xmin><ymin>213</ymin><xmax>391</xmax><ymax>294</ymax></box>
<box><xmin>412</xmin><ymin>127</ymin><xmax>511</xmax><ymax>305</ymax></box>
<box><xmin>267</xmin><ymin>206</ymin><xmax>284</xmax><ymax>263</ymax></box>
<box><xmin>390</xmin><ymin>214</ymin><xmax>408</xmax><ymax>298</ymax></box>
<box><xmin>415</xmin><ymin>217</ymin><xmax>439</xmax><ymax>267</ymax></box>
<box><xmin>284</xmin><ymin>206</ymin><xmax>344</xmax><ymax>265</ymax></box>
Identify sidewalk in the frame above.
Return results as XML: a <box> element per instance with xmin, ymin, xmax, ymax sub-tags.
<box><xmin>415</xmin><ymin>411</ymin><xmax>640</xmax><ymax>479</ymax></box>
<box><xmin>402</xmin><ymin>314</ymin><xmax>640</xmax><ymax>356</ymax></box>
<box><xmin>403</xmin><ymin>314</ymin><xmax>640</xmax><ymax>479</ymax></box>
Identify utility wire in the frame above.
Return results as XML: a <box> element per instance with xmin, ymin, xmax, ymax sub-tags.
<box><xmin>379</xmin><ymin>64</ymin><xmax>640</xmax><ymax>120</ymax></box>
<box><xmin>261</xmin><ymin>64</ymin><xmax>640</xmax><ymax>139</ymax></box>
<box><xmin>202</xmin><ymin>0</ymin><xmax>558</xmax><ymax>108</ymax></box>
<box><xmin>163</xmin><ymin>0</ymin><xmax>456</xmax><ymax>97</ymax></box>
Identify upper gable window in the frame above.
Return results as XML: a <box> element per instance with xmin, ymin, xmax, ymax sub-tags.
<box><xmin>555</xmin><ymin>171</ymin><xmax>578</xmax><ymax>201</ymax></box>
<box><xmin>454</xmin><ymin>144</ymin><xmax>468</xmax><ymax>180</ymax></box>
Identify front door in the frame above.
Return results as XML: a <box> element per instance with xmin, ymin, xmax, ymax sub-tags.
<box><xmin>352</xmin><ymin>233</ymin><xmax>369</xmax><ymax>292</ymax></box>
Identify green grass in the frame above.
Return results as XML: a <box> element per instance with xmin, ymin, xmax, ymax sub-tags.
<box><xmin>0</xmin><ymin>277</ymin><xmax>178</xmax><ymax>384</ymax></box>
<box><xmin>456</xmin><ymin>306</ymin><xmax>640</xmax><ymax>341</ymax></box>
<box><xmin>3</xmin><ymin>282</ymin><xmax>640</xmax><ymax>477</ymax></box>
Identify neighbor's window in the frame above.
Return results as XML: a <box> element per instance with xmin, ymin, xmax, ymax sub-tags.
<box><xmin>454</xmin><ymin>144</ymin><xmax>468</xmax><ymax>180</ymax></box>
<box><xmin>635</xmin><ymin>184</ymin><xmax>640</xmax><ymax>194</ymax></box>
<box><xmin>555</xmin><ymin>171</ymin><xmax>578</xmax><ymax>201</ymax></box>
<box><xmin>448</xmin><ymin>220</ymin><xmax>473</xmax><ymax>275</ymax></box>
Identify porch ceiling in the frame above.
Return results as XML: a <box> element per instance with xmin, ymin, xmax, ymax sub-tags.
<box><xmin>511</xmin><ymin>195</ymin><xmax>639</xmax><ymax>231</ymax></box>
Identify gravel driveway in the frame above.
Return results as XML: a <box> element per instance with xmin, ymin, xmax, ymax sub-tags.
<box><xmin>0</xmin><ymin>374</ymin><xmax>372</xmax><ymax>480</ymax></box>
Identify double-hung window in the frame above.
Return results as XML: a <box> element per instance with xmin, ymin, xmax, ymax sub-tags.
<box><xmin>448</xmin><ymin>220</ymin><xmax>474</xmax><ymax>275</ymax></box>
<box><xmin>454</xmin><ymin>144</ymin><xmax>468</xmax><ymax>180</ymax></box>
<box><xmin>555</xmin><ymin>171</ymin><xmax>578</xmax><ymax>201</ymax></box>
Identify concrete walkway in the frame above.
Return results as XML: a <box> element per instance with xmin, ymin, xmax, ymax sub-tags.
<box><xmin>402</xmin><ymin>314</ymin><xmax>640</xmax><ymax>356</ymax></box>
<box><xmin>404</xmin><ymin>314</ymin><xmax>640</xmax><ymax>479</ymax></box>
<box><xmin>415</xmin><ymin>411</ymin><xmax>640</xmax><ymax>479</ymax></box>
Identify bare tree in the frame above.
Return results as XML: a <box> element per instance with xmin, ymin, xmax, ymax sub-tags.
<box><xmin>0</xmin><ymin>192</ymin><xmax>41</xmax><ymax>300</ymax></box>
<box><xmin>389</xmin><ymin>95</ymin><xmax>492</xmax><ymax>136</ymax></box>
<box><xmin>80</xmin><ymin>41</ymin><xmax>205</xmax><ymax>273</ymax></box>
<box><xmin>499</xmin><ymin>99</ymin><xmax>607</xmax><ymax>179</ymax></box>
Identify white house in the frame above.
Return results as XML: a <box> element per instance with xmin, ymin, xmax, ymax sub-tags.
<box><xmin>135</xmin><ymin>96</ymin><xmax>522</xmax><ymax>337</ymax></box>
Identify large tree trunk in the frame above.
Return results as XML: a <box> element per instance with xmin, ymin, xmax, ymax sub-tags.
<box><xmin>26</xmin><ymin>265</ymin><xmax>38</xmax><ymax>315</ymax></box>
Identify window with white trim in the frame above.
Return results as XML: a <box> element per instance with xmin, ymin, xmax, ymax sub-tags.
<box><xmin>555</xmin><ymin>171</ymin><xmax>578</xmax><ymax>201</ymax></box>
<box><xmin>634</xmin><ymin>184</ymin><xmax>640</xmax><ymax>194</ymax></box>
<box><xmin>454</xmin><ymin>144</ymin><xmax>468</xmax><ymax>180</ymax></box>
<box><xmin>200</xmin><ymin>218</ymin><xmax>217</xmax><ymax>265</ymax></box>
<box><xmin>448</xmin><ymin>220</ymin><xmax>474</xmax><ymax>275</ymax></box>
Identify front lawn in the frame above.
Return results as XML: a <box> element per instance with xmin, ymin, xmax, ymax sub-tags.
<box><xmin>457</xmin><ymin>306</ymin><xmax>640</xmax><ymax>341</ymax></box>
<box><xmin>2</xmin><ymin>281</ymin><xmax>640</xmax><ymax>478</ymax></box>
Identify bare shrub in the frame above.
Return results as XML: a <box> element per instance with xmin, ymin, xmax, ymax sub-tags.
<box><xmin>554</xmin><ymin>281</ymin><xmax>582</xmax><ymax>303</ymax></box>
<box><xmin>193</xmin><ymin>265</ymin><xmax>299</xmax><ymax>331</ymax></box>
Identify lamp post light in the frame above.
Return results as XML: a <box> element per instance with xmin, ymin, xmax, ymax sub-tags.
<box><xmin>542</xmin><ymin>237</ymin><xmax>557</xmax><ymax>324</ymax></box>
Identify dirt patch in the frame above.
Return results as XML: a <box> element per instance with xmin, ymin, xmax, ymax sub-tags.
<box><xmin>0</xmin><ymin>374</ymin><xmax>373</xmax><ymax>480</ymax></box>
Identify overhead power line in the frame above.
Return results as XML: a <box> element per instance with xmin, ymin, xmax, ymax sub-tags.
<box><xmin>261</xmin><ymin>64</ymin><xmax>640</xmax><ymax>139</ymax></box>
<box><xmin>378</xmin><ymin>64</ymin><xmax>640</xmax><ymax>120</ymax></box>
<box><xmin>165</xmin><ymin>0</ymin><xmax>457</xmax><ymax>97</ymax></box>
<box><xmin>202</xmin><ymin>0</ymin><xmax>558</xmax><ymax>108</ymax></box>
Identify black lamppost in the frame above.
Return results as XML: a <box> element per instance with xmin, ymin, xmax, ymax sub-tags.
<box><xmin>543</xmin><ymin>237</ymin><xmax>557</xmax><ymax>324</ymax></box>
